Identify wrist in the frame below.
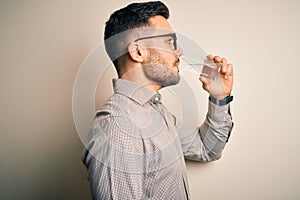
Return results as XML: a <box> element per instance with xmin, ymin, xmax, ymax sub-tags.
<box><xmin>209</xmin><ymin>94</ymin><xmax>233</xmax><ymax>106</ymax></box>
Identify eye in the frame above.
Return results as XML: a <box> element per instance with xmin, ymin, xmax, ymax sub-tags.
<box><xmin>166</xmin><ymin>38</ymin><xmax>174</xmax><ymax>44</ymax></box>
<box><xmin>166</xmin><ymin>38</ymin><xmax>175</xmax><ymax>49</ymax></box>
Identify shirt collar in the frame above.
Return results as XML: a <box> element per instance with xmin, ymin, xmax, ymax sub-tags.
<box><xmin>113</xmin><ymin>79</ymin><xmax>160</xmax><ymax>105</ymax></box>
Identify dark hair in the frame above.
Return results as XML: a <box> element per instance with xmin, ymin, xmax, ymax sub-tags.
<box><xmin>104</xmin><ymin>1</ymin><xmax>170</xmax><ymax>75</ymax></box>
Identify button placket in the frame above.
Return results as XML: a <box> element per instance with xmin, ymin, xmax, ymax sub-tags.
<box><xmin>150</xmin><ymin>93</ymin><xmax>171</xmax><ymax>129</ymax></box>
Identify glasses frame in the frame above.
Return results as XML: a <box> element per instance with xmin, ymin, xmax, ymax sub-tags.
<box><xmin>134</xmin><ymin>32</ymin><xmax>177</xmax><ymax>50</ymax></box>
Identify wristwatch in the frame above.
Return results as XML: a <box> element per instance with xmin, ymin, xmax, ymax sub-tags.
<box><xmin>209</xmin><ymin>95</ymin><xmax>233</xmax><ymax>106</ymax></box>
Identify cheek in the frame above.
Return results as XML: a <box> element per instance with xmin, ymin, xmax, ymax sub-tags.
<box><xmin>164</xmin><ymin>54</ymin><xmax>177</xmax><ymax>65</ymax></box>
<box><xmin>147</xmin><ymin>49</ymin><xmax>176</xmax><ymax>66</ymax></box>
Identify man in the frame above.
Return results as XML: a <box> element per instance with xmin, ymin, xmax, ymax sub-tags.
<box><xmin>82</xmin><ymin>1</ymin><xmax>234</xmax><ymax>199</ymax></box>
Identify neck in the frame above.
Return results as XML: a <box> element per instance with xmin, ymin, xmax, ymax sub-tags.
<box><xmin>120</xmin><ymin>66</ymin><xmax>161</xmax><ymax>91</ymax></box>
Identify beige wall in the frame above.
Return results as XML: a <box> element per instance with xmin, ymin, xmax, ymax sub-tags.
<box><xmin>1</xmin><ymin>0</ymin><xmax>300</xmax><ymax>199</ymax></box>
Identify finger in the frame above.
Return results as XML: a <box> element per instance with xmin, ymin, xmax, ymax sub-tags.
<box><xmin>199</xmin><ymin>75</ymin><xmax>211</xmax><ymax>91</ymax></box>
<box><xmin>199</xmin><ymin>76</ymin><xmax>209</xmax><ymax>92</ymax></box>
<box><xmin>227</xmin><ymin>63</ymin><xmax>233</xmax><ymax>74</ymax></box>
<box><xmin>221</xmin><ymin>57</ymin><xmax>228</xmax><ymax>64</ymax></box>
<box><xmin>214</xmin><ymin>56</ymin><xmax>221</xmax><ymax>63</ymax></box>
<box><xmin>202</xmin><ymin>83</ymin><xmax>210</xmax><ymax>91</ymax></box>
<box><xmin>207</xmin><ymin>54</ymin><xmax>214</xmax><ymax>60</ymax></box>
<box><xmin>227</xmin><ymin>63</ymin><xmax>234</xmax><ymax>79</ymax></box>
<box><xmin>199</xmin><ymin>75</ymin><xmax>209</xmax><ymax>84</ymax></box>
<box><xmin>221</xmin><ymin>57</ymin><xmax>228</xmax><ymax>74</ymax></box>
<box><xmin>223</xmin><ymin>63</ymin><xmax>233</xmax><ymax>80</ymax></box>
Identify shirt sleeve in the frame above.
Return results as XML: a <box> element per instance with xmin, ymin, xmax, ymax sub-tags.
<box><xmin>178</xmin><ymin>101</ymin><xmax>234</xmax><ymax>162</ymax></box>
<box><xmin>81</xmin><ymin>114</ymin><xmax>146</xmax><ymax>200</ymax></box>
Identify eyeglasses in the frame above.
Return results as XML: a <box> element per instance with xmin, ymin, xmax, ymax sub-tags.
<box><xmin>134</xmin><ymin>32</ymin><xmax>177</xmax><ymax>50</ymax></box>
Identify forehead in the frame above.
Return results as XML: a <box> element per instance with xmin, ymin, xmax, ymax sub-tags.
<box><xmin>148</xmin><ymin>15</ymin><xmax>174</xmax><ymax>34</ymax></box>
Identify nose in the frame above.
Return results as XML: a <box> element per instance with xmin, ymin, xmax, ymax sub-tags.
<box><xmin>176</xmin><ymin>45</ymin><xmax>183</xmax><ymax>57</ymax></box>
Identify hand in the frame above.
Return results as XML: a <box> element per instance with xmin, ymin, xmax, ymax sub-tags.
<box><xmin>199</xmin><ymin>54</ymin><xmax>234</xmax><ymax>99</ymax></box>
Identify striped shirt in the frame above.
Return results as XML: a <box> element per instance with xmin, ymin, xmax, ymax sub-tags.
<box><xmin>82</xmin><ymin>78</ymin><xmax>233</xmax><ymax>200</ymax></box>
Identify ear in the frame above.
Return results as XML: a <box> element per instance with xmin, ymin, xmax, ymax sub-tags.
<box><xmin>128</xmin><ymin>42</ymin><xmax>144</xmax><ymax>63</ymax></box>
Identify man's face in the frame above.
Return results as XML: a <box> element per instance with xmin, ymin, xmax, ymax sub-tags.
<box><xmin>141</xmin><ymin>16</ymin><xmax>183</xmax><ymax>87</ymax></box>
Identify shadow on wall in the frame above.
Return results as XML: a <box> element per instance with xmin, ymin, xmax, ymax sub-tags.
<box><xmin>1</xmin><ymin>130</ymin><xmax>91</xmax><ymax>200</ymax></box>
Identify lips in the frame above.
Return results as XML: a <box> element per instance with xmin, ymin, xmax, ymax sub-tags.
<box><xmin>174</xmin><ymin>63</ymin><xmax>179</xmax><ymax>73</ymax></box>
<box><xmin>175</xmin><ymin>58</ymin><xmax>180</xmax><ymax>71</ymax></box>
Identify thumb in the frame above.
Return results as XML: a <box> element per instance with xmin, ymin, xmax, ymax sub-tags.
<box><xmin>199</xmin><ymin>75</ymin><xmax>211</xmax><ymax>92</ymax></box>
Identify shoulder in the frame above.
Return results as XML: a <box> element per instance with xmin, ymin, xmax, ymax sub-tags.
<box><xmin>96</xmin><ymin>93</ymin><xmax>137</xmax><ymax>118</ymax></box>
<box><xmin>87</xmin><ymin>93</ymin><xmax>143</xmax><ymax>151</ymax></box>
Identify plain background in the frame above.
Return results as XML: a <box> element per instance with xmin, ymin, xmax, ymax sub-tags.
<box><xmin>1</xmin><ymin>0</ymin><xmax>300</xmax><ymax>199</ymax></box>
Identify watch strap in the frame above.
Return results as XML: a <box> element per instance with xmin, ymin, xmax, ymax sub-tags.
<box><xmin>209</xmin><ymin>95</ymin><xmax>233</xmax><ymax>106</ymax></box>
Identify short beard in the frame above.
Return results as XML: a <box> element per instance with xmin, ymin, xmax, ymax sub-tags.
<box><xmin>142</xmin><ymin>50</ymin><xmax>180</xmax><ymax>87</ymax></box>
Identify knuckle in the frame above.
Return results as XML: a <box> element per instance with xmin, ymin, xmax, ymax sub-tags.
<box><xmin>221</xmin><ymin>57</ymin><xmax>227</xmax><ymax>62</ymax></box>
